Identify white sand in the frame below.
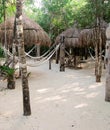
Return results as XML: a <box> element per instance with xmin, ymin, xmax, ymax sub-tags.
<box><xmin>0</xmin><ymin>60</ymin><xmax>110</xmax><ymax>130</ymax></box>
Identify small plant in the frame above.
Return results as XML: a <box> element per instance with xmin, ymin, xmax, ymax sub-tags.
<box><xmin>0</xmin><ymin>47</ymin><xmax>4</xmax><ymax>58</ymax></box>
<box><xmin>0</xmin><ymin>65</ymin><xmax>15</xmax><ymax>79</ymax></box>
<box><xmin>0</xmin><ymin>65</ymin><xmax>16</xmax><ymax>89</ymax></box>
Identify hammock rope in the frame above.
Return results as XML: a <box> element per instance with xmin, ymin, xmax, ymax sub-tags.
<box><xmin>26</xmin><ymin>44</ymin><xmax>60</xmax><ymax>67</ymax></box>
<box><xmin>1</xmin><ymin>43</ymin><xmax>61</xmax><ymax>67</ymax></box>
<box><xmin>27</xmin><ymin>49</ymin><xmax>56</xmax><ymax>67</ymax></box>
<box><xmin>25</xmin><ymin>43</ymin><xmax>57</xmax><ymax>59</ymax></box>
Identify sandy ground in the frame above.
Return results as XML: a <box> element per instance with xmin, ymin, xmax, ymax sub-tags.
<box><xmin>0</xmin><ymin>60</ymin><xmax>110</xmax><ymax>130</ymax></box>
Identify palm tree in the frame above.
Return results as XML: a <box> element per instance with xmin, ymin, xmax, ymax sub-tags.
<box><xmin>16</xmin><ymin>0</ymin><xmax>31</xmax><ymax>115</ymax></box>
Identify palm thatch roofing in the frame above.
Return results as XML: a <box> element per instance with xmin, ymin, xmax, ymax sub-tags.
<box><xmin>55</xmin><ymin>20</ymin><xmax>107</xmax><ymax>48</ymax></box>
<box><xmin>79</xmin><ymin>20</ymin><xmax>107</xmax><ymax>47</ymax></box>
<box><xmin>55</xmin><ymin>26</ymin><xmax>80</xmax><ymax>48</ymax></box>
<box><xmin>0</xmin><ymin>15</ymin><xmax>51</xmax><ymax>47</ymax></box>
<box><xmin>79</xmin><ymin>27</ymin><xmax>106</xmax><ymax>47</ymax></box>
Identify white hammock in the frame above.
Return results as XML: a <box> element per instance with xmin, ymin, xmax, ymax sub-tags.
<box><xmin>26</xmin><ymin>45</ymin><xmax>36</xmax><ymax>55</ymax></box>
<box><xmin>1</xmin><ymin>43</ymin><xmax>60</xmax><ymax>67</ymax></box>
<box><xmin>25</xmin><ymin>43</ymin><xmax>58</xmax><ymax>60</ymax></box>
<box><xmin>27</xmin><ymin>49</ymin><xmax>56</xmax><ymax>67</ymax></box>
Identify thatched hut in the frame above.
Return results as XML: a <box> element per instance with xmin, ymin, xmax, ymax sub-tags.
<box><xmin>55</xmin><ymin>26</ymin><xmax>80</xmax><ymax>48</ymax></box>
<box><xmin>79</xmin><ymin>27</ymin><xmax>106</xmax><ymax>48</ymax></box>
<box><xmin>0</xmin><ymin>15</ymin><xmax>51</xmax><ymax>47</ymax></box>
<box><xmin>79</xmin><ymin>20</ymin><xmax>107</xmax><ymax>48</ymax></box>
<box><xmin>55</xmin><ymin>25</ymin><xmax>82</xmax><ymax>68</ymax></box>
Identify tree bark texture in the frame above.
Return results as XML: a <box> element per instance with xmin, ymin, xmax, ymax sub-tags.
<box><xmin>60</xmin><ymin>36</ymin><xmax>65</xmax><ymax>72</ymax></box>
<box><xmin>95</xmin><ymin>27</ymin><xmax>102</xmax><ymax>82</ymax></box>
<box><xmin>16</xmin><ymin>0</ymin><xmax>31</xmax><ymax>115</ymax></box>
<box><xmin>105</xmin><ymin>24</ymin><xmax>110</xmax><ymax>101</ymax></box>
<box><xmin>8</xmin><ymin>22</ymin><xmax>17</xmax><ymax>89</ymax></box>
<box><xmin>7</xmin><ymin>75</ymin><xmax>15</xmax><ymax>89</ymax></box>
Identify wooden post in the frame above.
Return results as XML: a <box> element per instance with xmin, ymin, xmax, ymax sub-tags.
<box><xmin>60</xmin><ymin>35</ymin><xmax>65</xmax><ymax>72</ymax></box>
<box><xmin>73</xmin><ymin>48</ymin><xmax>77</xmax><ymax>68</ymax></box>
<box><xmin>49</xmin><ymin>58</ymin><xmax>51</xmax><ymax>70</ymax></box>
<box><xmin>56</xmin><ymin>46</ymin><xmax>60</xmax><ymax>64</ymax></box>
<box><xmin>36</xmin><ymin>44</ymin><xmax>40</xmax><ymax>57</ymax></box>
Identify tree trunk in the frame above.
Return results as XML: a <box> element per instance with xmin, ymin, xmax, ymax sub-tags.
<box><xmin>7</xmin><ymin>17</ymin><xmax>17</xmax><ymax>89</ymax></box>
<box><xmin>16</xmin><ymin>0</ymin><xmax>31</xmax><ymax>116</ymax></box>
<box><xmin>7</xmin><ymin>42</ymin><xmax>16</xmax><ymax>89</ymax></box>
<box><xmin>7</xmin><ymin>74</ymin><xmax>15</xmax><ymax>89</ymax></box>
<box><xmin>60</xmin><ymin>36</ymin><xmax>65</xmax><ymax>72</ymax></box>
<box><xmin>95</xmin><ymin>27</ymin><xmax>102</xmax><ymax>82</ymax></box>
<box><xmin>105</xmin><ymin>23</ymin><xmax>110</xmax><ymax>102</ymax></box>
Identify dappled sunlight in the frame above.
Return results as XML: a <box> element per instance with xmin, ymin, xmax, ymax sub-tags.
<box><xmin>65</xmin><ymin>74</ymin><xmax>76</xmax><ymax>79</ymax></box>
<box><xmin>2</xmin><ymin>111</ymin><xmax>12</xmax><ymax>117</ymax></box>
<box><xmin>61</xmin><ymin>89</ymin><xmax>70</xmax><ymax>93</ymax></box>
<box><xmin>73</xmin><ymin>87</ymin><xmax>85</xmax><ymax>92</ymax></box>
<box><xmin>58</xmin><ymin>82</ymin><xmax>85</xmax><ymax>94</ymax></box>
<box><xmin>75</xmin><ymin>91</ymin><xmax>86</xmax><ymax>95</ymax></box>
<box><xmin>37</xmin><ymin>88</ymin><xmax>49</xmax><ymax>94</ymax></box>
<box><xmin>34</xmin><ymin>95</ymin><xmax>67</xmax><ymax>103</ymax></box>
<box><xmin>74</xmin><ymin>103</ymin><xmax>88</xmax><ymax>109</ymax></box>
<box><xmin>85</xmin><ymin>92</ymin><xmax>99</xmax><ymax>99</ymax></box>
<box><xmin>57</xmin><ymin>84</ymin><xmax>75</xmax><ymax>93</ymax></box>
<box><xmin>89</xmin><ymin>83</ymin><xmax>103</xmax><ymax>89</ymax></box>
<box><xmin>34</xmin><ymin>96</ymin><xmax>42</xmax><ymax>101</ymax></box>
<box><xmin>45</xmin><ymin>95</ymin><xmax>62</xmax><ymax>101</ymax></box>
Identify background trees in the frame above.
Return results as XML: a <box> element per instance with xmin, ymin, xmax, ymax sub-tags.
<box><xmin>1</xmin><ymin>0</ymin><xmax>110</xmax><ymax>40</ymax></box>
<box><xmin>23</xmin><ymin>0</ymin><xmax>110</xmax><ymax>42</ymax></box>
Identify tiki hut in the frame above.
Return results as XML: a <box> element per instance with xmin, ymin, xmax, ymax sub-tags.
<box><xmin>79</xmin><ymin>20</ymin><xmax>108</xmax><ymax>48</ymax></box>
<box><xmin>55</xmin><ymin>25</ymin><xmax>83</xmax><ymax>68</ymax></box>
<box><xmin>0</xmin><ymin>15</ymin><xmax>51</xmax><ymax>47</ymax></box>
<box><xmin>79</xmin><ymin>28</ymin><xmax>106</xmax><ymax>48</ymax></box>
<box><xmin>55</xmin><ymin>25</ymin><xmax>80</xmax><ymax>48</ymax></box>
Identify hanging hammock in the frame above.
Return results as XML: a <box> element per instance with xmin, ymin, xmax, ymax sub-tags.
<box><xmin>1</xmin><ymin>43</ymin><xmax>61</xmax><ymax>67</ymax></box>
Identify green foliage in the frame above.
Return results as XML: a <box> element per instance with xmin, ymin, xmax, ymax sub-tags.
<box><xmin>1</xmin><ymin>0</ymin><xmax>110</xmax><ymax>44</ymax></box>
<box><xmin>0</xmin><ymin>0</ymin><xmax>15</xmax><ymax>23</ymax></box>
<box><xmin>0</xmin><ymin>65</ymin><xmax>15</xmax><ymax>77</ymax></box>
<box><xmin>23</xmin><ymin>0</ymin><xmax>110</xmax><ymax>43</ymax></box>
<box><xmin>0</xmin><ymin>47</ymin><xmax>4</xmax><ymax>58</ymax></box>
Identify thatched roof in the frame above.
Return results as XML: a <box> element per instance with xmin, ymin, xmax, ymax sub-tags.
<box><xmin>55</xmin><ymin>20</ymin><xmax>107</xmax><ymax>48</ymax></box>
<box><xmin>55</xmin><ymin>26</ymin><xmax>80</xmax><ymax>47</ymax></box>
<box><xmin>0</xmin><ymin>15</ymin><xmax>51</xmax><ymax>47</ymax></box>
<box><xmin>79</xmin><ymin>27</ymin><xmax>106</xmax><ymax>47</ymax></box>
<box><xmin>79</xmin><ymin>29</ymin><xmax>93</xmax><ymax>47</ymax></box>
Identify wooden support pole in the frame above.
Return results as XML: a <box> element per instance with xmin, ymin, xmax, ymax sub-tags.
<box><xmin>56</xmin><ymin>47</ymin><xmax>60</xmax><ymax>64</ymax></box>
<box><xmin>60</xmin><ymin>35</ymin><xmax>65</xmax><ymax>72</ymax></box>
<box><xmin>49</xmin><ymin>58</ymin><xmax>51</xmax><ymax>70</ymax></box>
<box><xmin>36</xmin><ymin>44</ymin><xmax>40</xmax><ymax>57</ymax></box>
